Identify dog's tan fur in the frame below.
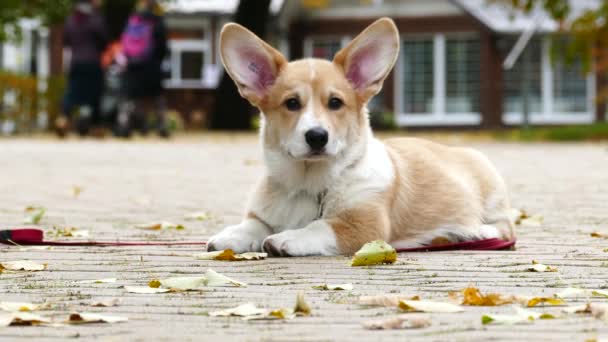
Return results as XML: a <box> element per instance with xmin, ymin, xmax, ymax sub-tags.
<box><xmin>207</xmin><ymin>18</ymin><xmax>515</xmax><ymax>256</ymax></box>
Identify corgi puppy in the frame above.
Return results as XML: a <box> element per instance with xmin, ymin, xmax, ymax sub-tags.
<box><xmin>207</xmin><ymin>18</ymin><xmax>515</xmax><ymax>256</ymax></box>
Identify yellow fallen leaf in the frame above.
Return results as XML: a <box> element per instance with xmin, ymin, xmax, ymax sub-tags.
<box><xmin>89</xmin><ymin>298</ymin><xmax>121</xmax><ymax>307</ymax></box>
<box><xmin>0</xmin><ymin>302</ymin><xmax>41</xmax><ymax>312</ymax></box>
<box><xmin>0</xmin><ymin>260</ymin><xmax>46</xmax><ymax>272</ymax></box>
<box><xmin>351</xmin><ymin>240</ymin><xmax>397</xmax><ymax>267</ymax></box>
<box><xmin>23</xmin><ymin>206</ymin><xmax>45</xmax><ymax>224</ymax></box>
<box><xmin>398</xmin><ymin>300</ymin><xmax>463</xmax><ymax>313</ymax></box>
<box><xmin>358</xmin><ymin>295</ymin><xmax>421</xmax><ymax>307</ymax></box>
<box><xmin>591</xmin><ymin>232</ymin><xmax>607</xmax><ymax>238</ymax></box>
<box><xmin>148</xmin><ymin>279</ymin><xmax>161</xmax><ymax>288</ymax></box>
<box><xmin>75</xmin><ymin>278</ymin><xmax>117</xmax><ymax>284</ymax></box>
<box><xmin>294</xmin><ymin>293</ymin><xmax>311</xmax><ymax>316</ymax></box>
<box><xmin>520</xmin><ymin>215</ymin><xmax>543</xmax><ymax>227</ymax></box>
<box><xmin>194</xmin><ymin>249</ymin><xmax>267</xmax><ymax>261</ymax></box>
<box><xmin>72</xmin><ymin>185</ymin><xmax>83</xmax><ymax>198</ymax></box>
<box><xmin>66</xmin><ymin>312</ymin><xmax>127</xmax><ymax>324</ymax></box>
<box><xmin>159</xmin><ymin>276</ymin><xmax>206</xmax><ymax>291</ymax></box>
<box><xmin>312</xmin><ymin>283</ymin><xmax>353</xmax><ymax>291</ymax></box>
<box><xmin>461</xmin><ymin>287</ymin><xmax>515</xmax><ymax>306</ymax></box>
<box><xmin>124</xmin><ymin>286</ymin><xmax>171</xmax><ymax>294</ymax></box>
<box><xmin>135</xmin><ymin>221</ymin><xmax>184</xmax><ymax>230</ymax></box>
<box><xmin>51</xmin><ymin>226</ymin><xmax>89</xmax><ymax>238</ymax></box>
<box><xmin>363</xmin><ymin>314</ymin><xmax>431</xmax><ymax>330</ymax></box>
<box><xmin>209</xmin><ymin>303</ymin><xmax>268</xmax><ymax>318</ymax></box>
<box><xmin>528</xmin><ymin>263</ymin><xmax>558</xmax><ymax>272</ymax></box>
<box><xmin>0</xmin><ymin>312</ymin><xmax>49</xmax><ymax>326</ymax></box>
<box><xmin>184</xmin><ymin>211</ymin><xmax>211</xmax><ymax>221</ymax></box>
<box><xmin>204</xmin><ymin>269</ymin><xmax>247</xmax><ymax>287</ymax></box>
<box><xmin>526</xmin><ymin>297</ymin><xmax>566</xmax><ymax>307</ymax></box>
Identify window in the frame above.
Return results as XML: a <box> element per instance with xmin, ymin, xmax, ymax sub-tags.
<box><xmin>503</xmin><ymin>38</ymin><xmax>542</xmax><ymax>114</ymax></box>
<box><xmin>401</xmin><ymin>39</ymin><xmax>434</xmax><ymax>114</ymax></box>
<box><xmin>180</xmin><ymin>51</ymin><xmax>204</xmax><ymax>80</ymax></box>
<box><xmin>445</xmin><ymin>37</ymin><xmax>480</xmax><ymax>113</ymax></box>
<box><xmin>304</xmin><ymin>37</ymin><xmax>344</xmax><ymax>60</ymax></box>
<box><xmin>552</xmin><ymin>43</ymin><xmax>588</xmax><ymax>113</ymax></box>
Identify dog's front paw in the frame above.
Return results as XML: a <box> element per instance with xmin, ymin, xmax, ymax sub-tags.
<box><xmin>262</xmin><ymin>224</ymin><xmax>338</xmax><ymax>257</ymax></box>
<box><xmin>207</xmin><ymin>223</ymin><xmax>265</xmax><ymax>253</ymax></box>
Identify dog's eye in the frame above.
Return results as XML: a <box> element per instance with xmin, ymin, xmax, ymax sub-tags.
<box><xmin>328</xmin><ymin>97</ymin><xmax>343</xmax><ymax>110</ymax></box>
<box><xmin>284</xmin><ymin>98</ymin><xmax>301</xmax><ymax>111</ymax></box>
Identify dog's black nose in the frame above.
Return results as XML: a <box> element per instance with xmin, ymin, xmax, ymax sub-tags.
<box><xmin>305</xmin><ymin>127</ymin><xmax>328</xmax><ymax>151</ymax></box>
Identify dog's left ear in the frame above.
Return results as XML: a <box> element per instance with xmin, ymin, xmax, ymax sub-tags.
<box><xmin>333</xmin><ymin>18</ymin><xmax>399</xmax><ymax>101</ymax></box>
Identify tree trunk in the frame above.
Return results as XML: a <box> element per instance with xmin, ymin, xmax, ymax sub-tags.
<box><xmin>210</xmin><ymin>0</ymin><xmax>271</xmax><ymax>130</ymax></box>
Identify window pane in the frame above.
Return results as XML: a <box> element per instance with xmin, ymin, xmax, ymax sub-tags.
<box><xmin>502</xmin><ymin>38</ymin><xmax>542</xmax><ymax>113</ymax></box>
<box><xmin>553</xmin><ymin>42</ymin><xmax>587</xmax><ymax>113</ymax></box>
<box><xmin>311</xmin><ymin>39</ymin><xmax>341</xmax><ymax>60</ymax></box>
<box><xmin>445</xmin><ymin>37</ymin><xmax>480</xmax><ymax>113</ymax></box>
<box><xmin>181</xmin><ymin>51</ymin><xmax>203</xmax><ymax>80</ymax></box>
<box><xmin>402</xmin><ymin>39</ymin><xmax>434</xmax><ymax>114</ymax></box>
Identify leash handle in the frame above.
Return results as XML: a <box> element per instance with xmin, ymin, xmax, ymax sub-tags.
<box><xmin>2</xmin><ymin>228</ymin><xmax>515</xmax><ymax>251</ymax></box>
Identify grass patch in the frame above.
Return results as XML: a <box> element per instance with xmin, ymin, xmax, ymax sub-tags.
<box><xmin>496</xmin><ymin>123</ymin><xmax>608</xmax><ymax>142</ymax></box>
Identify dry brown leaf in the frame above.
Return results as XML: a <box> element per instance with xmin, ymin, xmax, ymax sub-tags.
<box><xmin>398</xmin><ymin>300</ymin><xmax>463</xmax><ymax>313</ymax></box>
<box><xmin>591</xmin><ymin>232</ymin><xmax>607</xmax><ymax>239</ymax></box>
<box><xmin>135</xmin><ymin>221</ymin><xmax>184</xmax><ymax>230</ymax></box>
<box><xmin>0</xmin><ymin>302</ymin><xmax>42</xmax><ymax>312</ymax></box>
<box><xmin>89</xmin><ymin>298</ymin><xmax>121</xmax><ymax>307</ymax></box>
<box><xmin>0</xmin><ymin>260</ymin><xmax>47</xmax><ymax>272</ymax></box>
<box><xmin>294</xmin><ymin>293</ymin><xmax>311</xmax><ymax>316</ymax></box>
<box><xmin>363</xmin><ymin>314</ymin><xmax>431</xmax><ymax>330</ymax></box>
<box><xmin>0</xmin><ymin>312</ymin><xmax>49</xmax><ymax>326</ymax></box>
<box><xmin>461</xmin><ymin>287</ymin><xmax>515</xmax><ymax>306</ymax></box>
<box><xmin>312</xmin><ymin>283</ymin><xmax>353</xmax><ymax>291</ymax></box>
<box><xmin>358</xmin><ymin>295</ymin><xmax>421</xmax><ymax>307</ymax></box>
<box><xmin>66</xmin><ymin>312</ymin><xmax>127</xmax><ymax>324</ymax></box>
<box><xmin>194</xmin><ymin>249</ymin><xmax>267</xmax><ymax>261</ymax></box>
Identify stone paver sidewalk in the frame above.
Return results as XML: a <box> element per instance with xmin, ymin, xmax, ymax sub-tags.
<box><xmin>1</xmin><ymin>135</ymin><xmax>607</xmax><ymax>341</ymax></box>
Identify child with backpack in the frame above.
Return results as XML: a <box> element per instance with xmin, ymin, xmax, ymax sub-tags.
<box><xmin>118</xmin><ymin>0</ymin><xmax>169</xmax><ymax>137</ymax></box>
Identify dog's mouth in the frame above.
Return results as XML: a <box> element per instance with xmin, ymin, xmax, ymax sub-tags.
<box><xmin>287</xmin><ymin>150</ymin><xmax>330</xmax><ymax>162</ymax></box>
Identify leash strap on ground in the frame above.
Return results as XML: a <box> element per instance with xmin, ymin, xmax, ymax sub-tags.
<box><xmin>1</xmin><ymin>228</ymin><xmax>516</xmax><ymax>251</ymax></box>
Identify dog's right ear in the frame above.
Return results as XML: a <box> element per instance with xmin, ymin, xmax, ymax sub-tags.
<box><xmin>220</xmin><ymin>23</ymin><xmax>287</xmax><ymax>106</ymax></box>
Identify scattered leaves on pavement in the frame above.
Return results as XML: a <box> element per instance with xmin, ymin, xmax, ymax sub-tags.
<box><xmin>312</xmin><ymin>283</ymin><xmax>353</xmax><ymax>291</ymax></box>
<box><xmin>526</xmin><ymin>297</ymin><xmax>566</xmax><ymax>307</ymax></box>
<box><xmin>461</xmin><ymin>287</ymin><xmax>516</xmax><ymax>306</ymax></box>
<box><xmin>0</xmin><ymin>312</ymin><xmax>50</xmax><ymax>326</ymax></box>
<box><xmin>509</xmin><ymin>209</ymin><xmax>543</xmax><ymax>226</ymax></box>
<box><xmin>294</xmin><ymin>293</ymin><xmax>311</xmax><ymax>316</ymax></box>
<box><xmin>351</xmin><ymin>240</ymin><xmax>396</xmax><ymax>266</ymax></box>
<box><xmin>358</xmin><ymin>295</ymin><xmax>421</xmax><ymax>307</ymax></box>
<box><xmin>363</xmin><ymin>314</ymin><xmax>431</xmax><ymax>330</ymax></box>
<box><xmin>75</xmin><ymin>278</ymin><xmax>117</xmax><ymax>284</ymax></box>
<box><xmin>184</xmin><ymin>211</ymin><xmax>211</xmax><ymax>221</ymax></box>
<box><xmin>194</xmin><ymin>249</ymin><xmax>267</xmax><ymax>261</ymax></box>
<box><xmin>398</xmin><ymin>300</ymin><xmax>463</xmax><ymax>313</ymax></box>
<box><xmin>0</xmin><ymin>302</ymin><xmax>45</xmax><ymax>312</ymax></box>
<box><xmin>66</xmin><ymin>312</ymin><xmax>127</xmax><ymax>324</ymax></box>
<box><xmin>124</xmin><ymin>286</ymin><xmax>171</xmax><ymax>294</ymax></box>
<box><xmin>0</xmin><ymin>260</ymin><xmax>47</xmax><ymax>272</ymax></box>
<box><xmin>528</xmin><ymin>261</ymin><xmax>558</xmax><ymax>273</ymax></box>
<box><xmin>482</xmin><ymin>307</ymin><xmax>555</xmax><ymax>325</ymax></box>
<box><xmin>23</xmin><ymin>206</ymin><xmax>45</xmax><ymax>224</ymax></box>
<box><xmin>50</xmin><ymin>226</ymin><xmax>89</xmax><ymax>238</ymax></box>
<box><xmin>135</xmin><ymin>221</ymin><xmax>185</xmax><ymax>230</ymax></box>
<box><xmin>90</xmin><ymin>298</ymin><xmax>121</xmax><ymax>307</ymax></box>
<box><xmin>204</xmin><ymin>269</ymin><xmax>247</xmax><ymax>287</ymax></box>
<box><xmin>555</xmin><ymin>288</ymin><xmax>608</xmax><ymax>299</ymax></box>
<box><xmin>591</xmin><ymin>232</ymin><xmax>607</xmax><ymax>239</ymax></box>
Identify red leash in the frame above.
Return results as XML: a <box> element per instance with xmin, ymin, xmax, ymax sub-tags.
<box><xmin>1</xmin><ymin>228</ymin><xmax>515</xmax><ymax>251</ymax></box>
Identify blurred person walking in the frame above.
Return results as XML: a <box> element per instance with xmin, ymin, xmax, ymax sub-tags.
<box><xmin>117</xmin><ymin>0</ymin><xmax>169</xmax><ymax>138</ymax></box>
<box><xmin>58</xmin><ymin>0</ymin><xmax>108</xmax><ymax>137</ymax></box>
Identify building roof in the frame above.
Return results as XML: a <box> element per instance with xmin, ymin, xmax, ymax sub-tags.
<box><xmin>166</xmin><ymin>0</ymin><xmax>285</xmax><ymax>15</ymax></box>
<box><xmin>452</xmin><ymin>0</ymin><xmax>601</xmax><ymax>33</ymax></box>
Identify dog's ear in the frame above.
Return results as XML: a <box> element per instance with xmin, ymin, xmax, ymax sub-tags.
<box><xmin>333</xmin><ymin>18</ymin><xmax>399</xmax><ymax>101</ymax></box>
<box><xmin>220</xmin><ymin>23</ymin><xmax>287</xmax><ymax>106</ymax></box>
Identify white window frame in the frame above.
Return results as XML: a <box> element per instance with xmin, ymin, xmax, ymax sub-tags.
<box><xmin>303</xmin><ymin>35</ymin><xmax>350</xmax><ymax>59</ymax></box>
<box><xmin>503</xmin><ymin>36</ymin><xmax>595</xmax><ymax>125</ymax></box>
<box><xmin>164</xmin><ymin>21</ymin><xmax>219</xmax><ymax>89</ymax></box>
<box><xmin>395</xmin><ymin>33</ymin><xmax>482</xmax><ymax>127</ymax></box>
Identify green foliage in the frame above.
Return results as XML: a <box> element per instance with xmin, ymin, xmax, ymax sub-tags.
<box><xmin>0</xmin><ymin>0</ymin><xmax>72</xmax><ymax>41</ymax></box>
<box><xmin>496</xmin><ymin>123</ymin><xmax>608</xmax><ymax>141</ymax></box>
